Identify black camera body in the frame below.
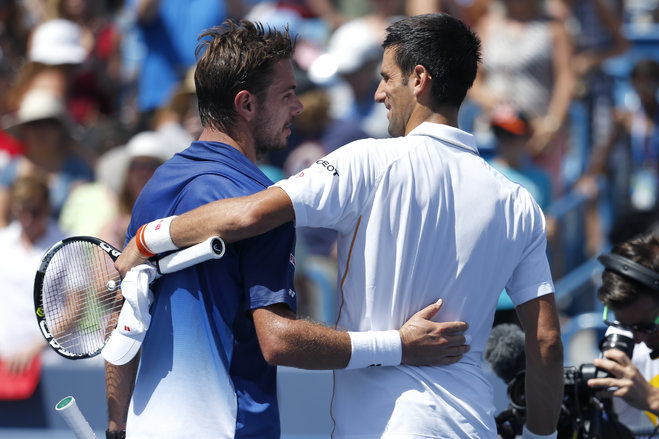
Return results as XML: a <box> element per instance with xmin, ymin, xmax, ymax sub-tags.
<box><xmin>497</xmin><ymin>333</ymin><xmax>636</xmax><ymax>439</ymax></box>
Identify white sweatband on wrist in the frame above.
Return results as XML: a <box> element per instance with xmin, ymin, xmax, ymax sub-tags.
<box><xmin>522</xmin><ymin>426</ymin><xmax>557</xmax><ymax>439</ymax></box>
<box><xmin>142</xmin><ymin>216</ymin><xmax>178</xmax><ymax>254</ymax></box>
<box><xmin>346</xmin><ymin>330</ymin><xmax>402</xmax><ymax>369</ymax></box>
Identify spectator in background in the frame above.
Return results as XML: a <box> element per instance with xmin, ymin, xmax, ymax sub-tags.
<box><xmin>249</xmin><ymin>0</ymin><xmax>346</xmax><ymax>31</ymax></box>
<box><xmin>488</xmin><ymin>104</ymin><xmax>553</xmax><ymax>210</ymax></box>
<box><xmin>59</xmin><ymin>130</ymin><xmax>171</xmax><ymax>246</ymax></box>
<box><xmin>0</xmin><ymin>128</ymin><xmax>24</xmax><ymax>172</ymax></box>
<box><xmin>43</xmin><ymin>0</ymin><xmax>124</xmax><ymax>137</ymax></box>
<box><xmin>0</xmin><ymin>0</ymin><xmax>30</xmax><ymax>115</ymax></box>
<box><xmin>578</xmin><ymin>58</ymin><xmax>659</xmax><ymax>250</ymax></box>
<box><xmin>6</xmin><ymin>18</ymin><xmax>89</xmax><ymax>117</ymax></box>
<box><xmin>126</xmin><ymin>0</ymin><xmax>235</xmax><ymax>131</ymax></box>
<box><xmin>549</xmin><ymin>0</ymin><xmax>629</xmax><ymax>155</ymax></box>
<box><xmin>98</xmin><ymin>131</ymin><xmax>169</xmax><ymax>248</ymax></box>
<box><xmin>0</xmin><ymin>88</ymin><xmax>94</xmax><ymax>227</ymax></box>
<box><xmin>469</xmin><ymin>0</ymin><xmax>575</xmax><ymax>198</ymax></box>
<box><xmin>308</xmin><ymin>0</ymin><xmax>405</xmax><ymax>139</ymax></box>
<box><xmin>0</xmin><ymin>2</ymin><xmax>28</xmax><ymax>161</ymax></box>
<box><xmin>150</xmin><ymin>65</ymin><xmax>198</xmax><ymax>156</ymax></box>
<box><xmin>405</xmin><ymin>0</ymin><xmax>491</xmax><ymax>27</ymax></box>
<box><xmin>4</xmin><ymin>14</ymin><xmax>119</xmax><ymax>159</ymax></box>
<box><xmin>0</xmin><ymin>175</ymin><xmax>67</xmax><ymax>427</ymax></box>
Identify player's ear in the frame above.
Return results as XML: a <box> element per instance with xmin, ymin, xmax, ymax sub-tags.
<box><xmin>412</xmin><ymin>64</ymin><xmax>432</xmax><ymax>97</ymax></box>
<box><xmin>235</xmin><ymin>90</ymin><xmax>257</xmax><ymax>121</ymax></box>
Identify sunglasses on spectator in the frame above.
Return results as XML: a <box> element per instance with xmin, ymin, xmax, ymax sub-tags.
<box><xmin>602</xmin><ymin>306</ymin><xmax>659</xmax><ymax>334</ymax></box>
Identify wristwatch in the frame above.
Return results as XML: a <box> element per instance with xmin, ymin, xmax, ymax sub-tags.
<box><xmin>106</xmin><ymin>430</ymin><xmax>126</xmax><ymax>439</ymax></box>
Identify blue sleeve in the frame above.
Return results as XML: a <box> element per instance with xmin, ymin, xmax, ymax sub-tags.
<box><xmin>239</xmin><ymin>223</ymin><xmax>298</xmax><ymax>313</ymax></box>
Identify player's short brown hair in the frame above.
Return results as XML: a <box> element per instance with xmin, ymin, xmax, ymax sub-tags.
<box><xmin>194</xmin><ymin>19</ymin><xmax>295</xmax><ymax>135</ymax></box>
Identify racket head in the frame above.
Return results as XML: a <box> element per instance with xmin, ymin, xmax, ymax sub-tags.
<box><xmin>34</xmin><ymin>236</ymin><xmax>123</xmax><ymax>359</ymax></box>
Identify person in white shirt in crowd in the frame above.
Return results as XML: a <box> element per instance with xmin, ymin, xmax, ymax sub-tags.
<box><xmin>0</xmin><ymin>175</ymin><xmax>67</xmax><ymax>426</ymax></box>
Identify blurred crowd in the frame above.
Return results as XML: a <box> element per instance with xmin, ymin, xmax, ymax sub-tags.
<box><xmin>0</xmin><ymin>0</ymin><xmax>659</xmax><ymax>418</ymax></box>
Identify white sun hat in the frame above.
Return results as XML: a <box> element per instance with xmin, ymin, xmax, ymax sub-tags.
<box><xmin>309</xmin><ymin>19</ymin><xmax>382</xmax><ymax>83</ymax></box>
<box><xmin>125</xmin><ymin>131</ymin><xmax>171</xmax><ymax>162</ymax></box>
<box><xmin>29</xmin><ymin>19</ymin><xmax>88</xmax><ymax>65</ymax></box>
<box><xmin>2</xmin><ymin>88</ymin><xmax>71</xmax><ymax>136</ymax></box>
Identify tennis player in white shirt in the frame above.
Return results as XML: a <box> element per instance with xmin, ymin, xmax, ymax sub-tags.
<box><xmin>117</xmin><ymin>13</ymin><xmax>564</xmax><ymax>439</ymax></box>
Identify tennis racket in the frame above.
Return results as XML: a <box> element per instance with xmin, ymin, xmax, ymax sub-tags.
<box><xmin>34</xmin><ymin>235</ymin><xmax>225</xmax><ymax>360</ymax></box>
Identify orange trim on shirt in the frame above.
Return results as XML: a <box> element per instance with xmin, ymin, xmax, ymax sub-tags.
<box><xmin>330</xmin><ymin>216</ymin><xmax>361</xmax><ymax>438</ymax></box>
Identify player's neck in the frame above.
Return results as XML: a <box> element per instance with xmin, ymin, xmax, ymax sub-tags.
<box><xmin>198</xmin><ymin>127</ymin><xmax>256</xmax><ymax>163</ymax></box>
<box><xmin>405</xmin><ymin>108</ymin><xmax>458</xmax><ymax>135</ymax></box>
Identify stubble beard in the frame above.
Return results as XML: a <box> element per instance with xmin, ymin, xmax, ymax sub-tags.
<box><xmin>254</xmin><ymin>130</ymin><xmax>288</xmax><ymax>159</ymax></box>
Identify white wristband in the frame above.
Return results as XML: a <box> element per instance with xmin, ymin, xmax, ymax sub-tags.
<box><xmin>522</xmin><ymin>426</ymin><xmax>557</xmax><ymax>439</ymax></box>
<box><xmin>142</xmin><ymin>216</ymin><xmax>178</xmax><ymax>254</ymax></box>
<box><xmin>346</xmin><ymin>330</ymin><xmax>402</xmax><ymax>369</ymax></box>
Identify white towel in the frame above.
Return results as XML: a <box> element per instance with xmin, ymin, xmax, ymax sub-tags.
<box><xmin>102</xmin><ymin>263</ymin><xmax>158</xmax><ymax>365</ymax></box>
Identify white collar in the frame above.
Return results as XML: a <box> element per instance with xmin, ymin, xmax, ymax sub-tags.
<box><xmin>407</xmin><ymin>122</ymin><xmax>479</xmax><ymax>155</ymax></box>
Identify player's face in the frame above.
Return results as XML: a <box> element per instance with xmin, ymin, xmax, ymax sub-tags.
<box><xmin>374</xmin><ymin>48</ymin><xmax>416</xmax><ymax>137</ymax></box>
<box><xmin>253</xmin><ymin>60</ymin><xmax>303</xmax><ymax>157</ymax></box>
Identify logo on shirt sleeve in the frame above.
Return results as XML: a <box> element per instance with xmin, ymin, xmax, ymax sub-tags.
<box><xmin>289</xmin><ymin>253</ymin><xmax>296</xmax><ymax>267</ymax></box>
<box><xmin>315</xmin><ymin>159</ymin><xmax>339</xmax><ymax>176</ymax></box>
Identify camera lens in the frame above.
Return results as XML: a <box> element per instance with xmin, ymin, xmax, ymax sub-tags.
<box><xmin>599</xmin><ymin>333</ymin><xmax>634</xmax><ymax>358</ymax></box>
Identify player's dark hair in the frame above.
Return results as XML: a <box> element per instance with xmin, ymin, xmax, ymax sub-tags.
<box><xmin>599</xmin><ymin>231</ymin><xmax>659</xmax><ymax>309</ymax></box>
<box><xmin>194</xmin><ymin>19</ymin><xmax>295</xmax><ymax>134</ymax></box>
<box><xmin>382</xmin><ymin>13</ymin><xmax>481</xmax><ymax>109</ymax></box>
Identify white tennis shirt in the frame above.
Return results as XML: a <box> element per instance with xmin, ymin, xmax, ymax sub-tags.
<box><xmin>275</xmin><ymin>122</ymin><xmax>554</xmax><ymax>438</ymax></box>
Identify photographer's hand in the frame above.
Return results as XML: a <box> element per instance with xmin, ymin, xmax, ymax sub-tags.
<box><xmin>588</xmin><ymin>349</ymin><xmax>659</xmax><ymax>414</ymax></box>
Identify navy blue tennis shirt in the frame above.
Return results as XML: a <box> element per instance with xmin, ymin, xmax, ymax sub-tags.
<box><xmin>123</xmin><ymin>141</ymin><xmax>297</xmax><ymax>438</ymax></box>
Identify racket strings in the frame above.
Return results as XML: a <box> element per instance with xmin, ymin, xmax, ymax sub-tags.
<box><xmin>41</xmin><ymin>241</ymin><xmax>122</xmax><ymax>356</ymax></box>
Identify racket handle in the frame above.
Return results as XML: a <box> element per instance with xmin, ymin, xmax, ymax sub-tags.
<box><xmin>156</xmin><ymin>236</ymin><xmax>225</xmax><ymax>274</ymax></box>
<box><xmin>55</xmin><ymin>396</ymin><xmax>98</xmax><ymax>439</ymax></box>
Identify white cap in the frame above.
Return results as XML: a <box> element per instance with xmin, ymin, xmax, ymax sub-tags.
<box><xmin>102</xmin><ymin>327</ymin><xmax>145</xmax><ymax>365</ymax></box>
<box><xmin>2</xmin><ymin>88</ymin><xmax>70</xmax><ymax>135</ymax></box>
<box><xmin>29</xmin><ymin>19</ymin><xmax>87</xmax><ymax>65</ymax></box>
<box><xmin>101</xmin><ymin>264</ymin><xmax>157</xmax><ymax>365</ymax></box>
<box><xmin>309</xmin><ymin>19</ymin><xmax>382</xmax><ymax>82</ymax></box>
<box><xmin>101</xmin><ymin>294</ymin><xmax>149</xmax><ymax>365</ymax></box>
<box><xmin>126</xmin><ymin>131</ymin><xmax>170</xmax><ymax>162</ymax></box>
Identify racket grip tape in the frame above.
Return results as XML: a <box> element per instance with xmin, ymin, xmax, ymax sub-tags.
<box><xmin>55</xmin><ymin>396</ymin><xmax>98</xmax><ymax>439</ymax></box>
<box><xmin>156</xmin><ymin>236</ymin><xmax>225</xmax><ymax>274</ymax></box>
